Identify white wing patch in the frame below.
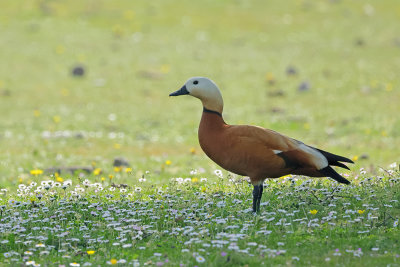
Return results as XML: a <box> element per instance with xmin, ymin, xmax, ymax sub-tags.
<box><xmin>273</xmin><ymin>149</ymin><xmax>282</xmax><ymax>154</ymax></box>
<box><xmin>298</xmin><ymin>144</ymin><xmax>328</xmax><ymax>170</ymax></box>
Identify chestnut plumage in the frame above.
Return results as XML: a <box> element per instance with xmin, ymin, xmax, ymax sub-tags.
<box><xmin>170</xmin><ymin>77</ymin><xmax>353</xmax><ymax>212</ymax></box>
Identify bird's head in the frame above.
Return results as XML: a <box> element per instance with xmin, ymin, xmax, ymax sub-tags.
<box><xmin>169</xmin><ymin>77</ymin><xmax>224</xmax><ymax>114</ymax></box>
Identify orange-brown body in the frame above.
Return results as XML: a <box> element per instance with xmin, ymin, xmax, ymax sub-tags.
<box><xmin>199</xmin><ymin>111</ymin><xmax>327</xmax><ymax>184</ymax></box>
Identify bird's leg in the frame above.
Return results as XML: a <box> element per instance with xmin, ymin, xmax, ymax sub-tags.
<box><xmin>252</xmin><ymin>184</ymin><xmax>263</xmax><ymax>213</ymax></box>
<box><xmin>258</xmin><ymin>184</ymin><xmax>264</xmax><ymax>211</ymax></box>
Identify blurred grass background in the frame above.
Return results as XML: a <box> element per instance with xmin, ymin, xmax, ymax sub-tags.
<box><xmin>0</xmin><ymin>0</ymin><xmax>399</xmax><ymax>186</ymax></box>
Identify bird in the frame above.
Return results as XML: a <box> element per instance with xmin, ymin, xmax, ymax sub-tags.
<box><xmin>169</xmin><ymin>77</ymin><xmax>353</xmax><ymax>213</ymax></box>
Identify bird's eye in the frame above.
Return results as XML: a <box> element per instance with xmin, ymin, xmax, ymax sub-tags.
<box><xmin>193</xmin><ymin>80</ymin><xmax>198</xmax><ymax>85</ymax></box>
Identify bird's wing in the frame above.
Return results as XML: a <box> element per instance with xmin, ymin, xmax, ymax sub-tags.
<box><xmin>229</xmin><ymin>125</ymin><xmax>328</xmax><ymax>170</ymax></box>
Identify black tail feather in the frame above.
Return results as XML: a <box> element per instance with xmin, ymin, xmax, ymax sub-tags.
<box><xmin>319</xmin><ymin>166</ymin><xmax>350</xmax><ymax>184</ymax></box>
<box><xmin>308</xmin><ymin>146</ymin><xmax>353</xmax><ymax>171</ymax></box>
<box><xmin>313</xmin><ymin>147</ymin><xmax>354</xmax><ymax>164</ymax></box>
<box><xmin>330</xmin><ymin>161</ymin><xmax>350</xmax><ymax>170</ymax></box>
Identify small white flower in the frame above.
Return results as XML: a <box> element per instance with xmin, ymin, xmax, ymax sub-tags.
<box><xmin>19</xmin><ymin>184</ymin><xmax>27</xmax><ymax>190</ymax></box>
<box><xmin>196</xmin><ymin>255</ymin><xmax>206</xmax><ymax>263</ymax></box>
<box><xmin>214</xmin><ymin>169</ymin><xmax>223</xmax><ymax>178</ymax></box>
<box><xmin>134</xmin><ymin>187</ymin><xmax>142</xmax><ymax>193</ymax></box>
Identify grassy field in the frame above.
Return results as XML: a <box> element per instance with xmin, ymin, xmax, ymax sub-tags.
<box><xmin>0</xmin><ymin>0</ymin><xmax>399</xmax><ymax>266</ymax></box>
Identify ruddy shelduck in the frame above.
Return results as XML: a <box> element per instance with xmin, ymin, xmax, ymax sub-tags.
<box><xmin>170</xmin><ymin>77</ymin><xmax>353</xmax><ymax>213</ymax></box>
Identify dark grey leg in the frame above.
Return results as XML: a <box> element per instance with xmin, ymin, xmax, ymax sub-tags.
<box><xmin>252</xmin><ymin>184</ymin><xmax>264</xmax><ymax>213</ymax></box>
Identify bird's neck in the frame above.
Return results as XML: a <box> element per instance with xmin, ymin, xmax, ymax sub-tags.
<box><xmin>200</xmin><ymin>94</ymin><xmax>224</xmax><ymax>115</ymax></box>
<box><xmin>199</xmin><ymin>108</ymin><xmax>227</xmax><ymax>132</ymax></box>
<box><xmin>203</xmin><ymin>107</ymin><xmax>222</xmax><ymax>117</ymax></box>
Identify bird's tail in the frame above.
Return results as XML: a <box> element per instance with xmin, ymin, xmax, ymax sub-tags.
<box><xmin>310</xmin><ymin>147</ymin><xmax>354</xmax><ymax>170</ymax></box>
<box><xmin>319</xmin><ymin>166</ymin><xmax>350</xmax><ymax>184</ymax></box>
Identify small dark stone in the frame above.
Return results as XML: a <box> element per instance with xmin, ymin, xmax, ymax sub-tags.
<box><xmin>71</xmin><ymin>65</ymin><xmax>85</xmax><ymax>77</ymax></box>
<box><xmin>74</xmin><ymin>132</ymin><xmax>85</xmax><ymax>139</ymax></box>
<box><xmin>0</xmin><ymin>90</ymin><xmax>11</xmax><ymax>96</ymax></box>
<box><xmin>355</xmin><ymin>38</ymin><xmax>365</xmax><ymax>46</ymax></box>
<box><xmin>298</xmin><ymin>81</ymin><xmax>311</xmax><ymax>92</ymax></box>
<box><xmin>267</xmin><ymin>89</ymin><xmax>285</xmax><ymax>97</ymax></box>
<box><xmin>113</xmin><ymin>157</ymin><xmax>130</xmax><ymax>167</ymax></box>
<box><xmin>286</xmin><ymin>65</ymin><xmax>298</xmax><ymax>76</ymax></box>
<box><xmin>360</xmin><ymin>154</ymin><xmax>369</xmax><ymax>160</ymax></box>
<box><xmin>270</xmin><ymin>107</ymin><xmax>285</xmax><ymax>114</ymax></box>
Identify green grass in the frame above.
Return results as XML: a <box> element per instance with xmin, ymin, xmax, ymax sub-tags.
<box><xmin>0</xmin><ymin>172</ymin><xmax>399</xmax><ymax>266</ymax></box>
<box><xmin>0</xmin><ymin>0</ymin><xmax>399</xmax><ymax>266</ymax></box>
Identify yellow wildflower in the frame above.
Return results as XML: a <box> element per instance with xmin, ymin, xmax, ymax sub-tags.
<box><xmin>125</xmin><ymin>167</ymin><xmax>133</xmax><ymax>173</ymax></box>
<box><xmin>352</xmin><ymin>155</ymin><xmax>358</xmax><ymax>162</ymax></box>
<box><xmin>56</xmin><ymin>177</ymin><xmax>64</xmax><ymax>183</ymax></box>
<box><xmin>123</xmin><ymin>10</ymin><xmax>135</xmax><ymax>20</ymax></box>
<box><xmin>53</xmin><ymin>115</ymin><xmax>61</xmax><ymax>123</ymax></box>
<box><xmin>165</xmin><ymin>160</ymin><xmax>171</xmax><ymax>166</ymax></box>
<box><xmin>114</xmin><ymin>166</ymin><xmax>122</xmax><ymax>172</ymax></box>
<box><xmin>358</xmin><ymin>210</ymin><xmax>365</xmax><ymax>215</ymax></box>
<box><xmin>309</xmin><ymin>209</ymin><xmax>318</xmax><ymax>215</ymax></box>
<box><xmin>55</xmin><ymin>45</ymin><xmax>65</xmax><ymax>54</ymax></box>
<box><xmin>101</xmin><ymin>177</ymin><xmax>105</xmax><ymax>182</ymax></box>
<box><xmin>190</xmin><ymin>147</ymin><xmax>196</xmax><ymax>154</ymax></box>
<box><xmin>265</xmin><ymin>72</ymin><xmax>275</xmax><ymax>83</ymax></box>
<box><xmin>110</xmin><ymin>259</ymin><xmax>118</xmax><ymax>265</ymax></box>
<box><xmin>160</xmin><ymin>64</ymin><xmax>171</xmax><ymax>74</ymax></box>
<box><xmin>87</xmin><ymin>250</ymin><xmax>95</xmax><ymax>255</ymax></box>
<box><xmin>191</xmin><ymin>177</ymin><xmax>199</xmax><ymax>183</ymax></box>
<box><xmin>60</xmin><ymin>88</ymin><xmax>70</xmax><ymax>96</ymax></box>
<box><xmin>113</xmin><ymin>143</ymin><xmax>121</xmax><ymax>149</ymax></box>
<box><xmin>18</xmin><ymin>177</ymin><xmax>23</xmax><ymax>183</ymax></box>
<box><xmin>386</xmin><ymin>83</ymin><xmax>393</xmax><ymax>92</ymax></box>
<box><xmin>93</xmin><ymin>168</ymin><xmax>102</xmax><ymax>176</ymax></box>
<box><xmin>109</xmin><ymin>175</ymin><xmax>114</xmax><ymax>180</ymax></box>
<box><xmin>30</xmin><ymin>169</ymin><xmax>43</xmax><ymax>176</ymax></box>
<box><xmin>112</xmin><ymin>24</ymin><xmax>124</xmax><ymax>37</ymax></box>
<box><xmin>201</xmin><ymin>186</ymin><xmax>206</xmax><ymax>193</ymax></box>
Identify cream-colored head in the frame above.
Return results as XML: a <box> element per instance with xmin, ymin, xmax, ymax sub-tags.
<box><xmin>170</xmin><ymin>77</ymin><xmax>224</xmax><ymax>114</ymax></box>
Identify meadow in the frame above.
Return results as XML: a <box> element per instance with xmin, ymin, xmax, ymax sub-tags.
<box><xmin>0</xmin><ymin>0</ymin><xmax>399</xmax><ymax>266</ymax></box>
